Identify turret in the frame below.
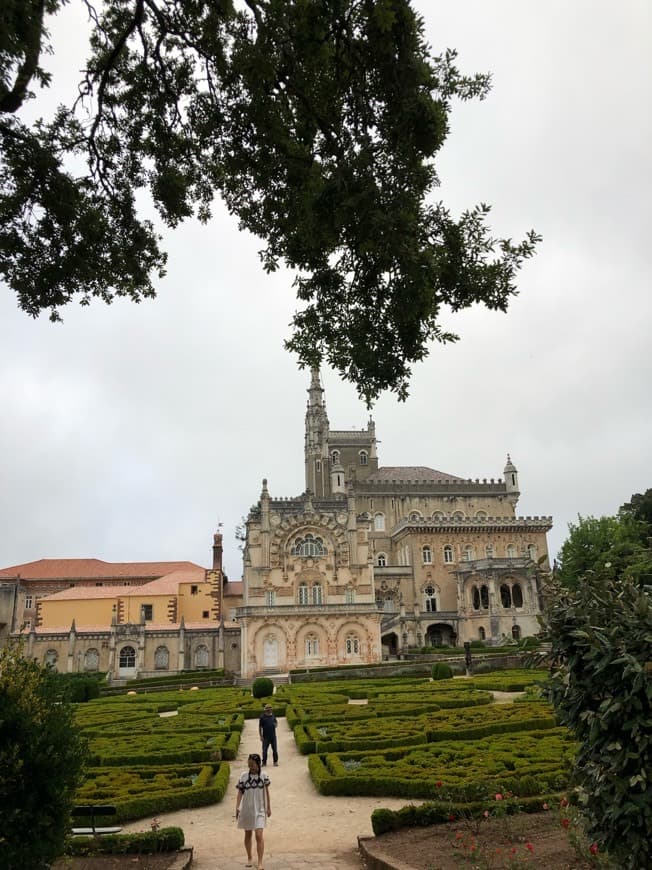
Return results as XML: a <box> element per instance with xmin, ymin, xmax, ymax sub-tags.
<box><xmin>504</xmin><ymin>454</ymin><xmax>520</xmax><ymax>509</ymax></box>
<box><xmin>304</xmin><ymin>367</ymin><xmax>330</xmax><ymax>497</ymax></box>
<box><xmin>330</xmin><ymin>461</ymin><xmax>346</xmax><ymax>494</ymax></box>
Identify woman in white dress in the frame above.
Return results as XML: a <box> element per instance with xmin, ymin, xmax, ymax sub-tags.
<box><xmin>235</xmin><ymin>752</ymin><xmax>271</xmax><ymax>869</ymax></box>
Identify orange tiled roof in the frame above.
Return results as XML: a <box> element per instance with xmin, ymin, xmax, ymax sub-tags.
<box><xmin>0</xmin><ymin>558</ymin><xmax>207</xmax><ymax>580</ymax></box>
<box><xmin>41</xmin><ymin>567</ymin><xmax>209</xmax><ymax>601</ymax></box>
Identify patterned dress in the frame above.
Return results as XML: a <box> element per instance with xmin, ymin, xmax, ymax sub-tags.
<box><xmin>236</xmin><ymin>771</ymin><xmax>270</xmax><ymax>830</ymax></box>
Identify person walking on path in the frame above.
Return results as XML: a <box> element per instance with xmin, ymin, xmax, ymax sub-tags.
<box><xmin>235</xmin><ymin>752</ymin><xmax>271</xmax><ymax>870</ymax></box>
<box><xmin>259</xmin><ymin>703</ymin><xmax>279</xmax><ymax>766</ymax></box>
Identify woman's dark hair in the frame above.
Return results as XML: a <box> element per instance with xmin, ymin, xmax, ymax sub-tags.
<box><xmin>248</xmin><ymin>753</ymin><xmax>262</xmax><ymax>772</ymax></box>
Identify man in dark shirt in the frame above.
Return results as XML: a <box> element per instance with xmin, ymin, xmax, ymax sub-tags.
<box><xmin>259</xmin><ymin>703</ymin><xmax>278</xmax><ymax>766</ymax></box>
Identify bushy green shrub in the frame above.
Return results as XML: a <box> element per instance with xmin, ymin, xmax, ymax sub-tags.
<box><xmin>431</xmin><ymin>662</ymin><xmax>453</xmax><ymax>680</ymax></box>
<box><xmin>65</xmin><ymin>827</ymin><xmax>184</xmax><ymax>855</ymax></box>
<box><xmin>252</xmin><ymin>677</ymin><xmax>274</xmax><ymax>699</ymax></box>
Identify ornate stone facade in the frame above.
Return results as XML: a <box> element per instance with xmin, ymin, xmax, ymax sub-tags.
<box><xmin>238</xmin><ymin>370</ymin><xmax>552</xmax><ymax>675</ymax></box>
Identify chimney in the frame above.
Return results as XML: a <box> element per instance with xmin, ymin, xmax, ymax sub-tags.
<box><xmin>212</xmin><ymin>532</ymin><xmax>223</xmax><ymax>571</ymax></box>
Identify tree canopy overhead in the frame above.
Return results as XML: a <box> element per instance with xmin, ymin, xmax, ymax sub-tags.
<box><xmin>1</xmin><ymin>0</ymin><xmax>540</xmax><ymax>402</ymax></box>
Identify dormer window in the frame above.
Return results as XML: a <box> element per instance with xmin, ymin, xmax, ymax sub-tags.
<box><xmin>292</xmin><ymin>534</ymin><xmax>326</xmax><ymax>557</ymax></box>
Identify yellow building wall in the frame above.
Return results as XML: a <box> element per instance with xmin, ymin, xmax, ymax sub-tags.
<box><xmin>120</xmin><ymin>594</ymin><xmax>171</xmax><ymax>624</ymax></box>
<box><xmin>39</xmin><ymin>596</ymin><xmax>116</xmax><ymax>628</ymax></box>
<box><xmin>178</xmin><ymin>583</ymin><xmax>216</xmax><ymax>622</ymax></box>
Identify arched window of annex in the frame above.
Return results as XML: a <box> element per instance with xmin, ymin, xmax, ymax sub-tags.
<box><xmin>500</xmin><ymin>584</ymin><xmax>513</xmax><ymax>608</ymax></box>
<box><xmin>44</xmin><ymin>648</ymin><xmax>58</xmax><ymax>668</ymax></box>
<box><xmin>452</xmin><ymin>510</ymin><xmax>465</xmax><ymax>519</ymax></box>
<box><xmin>292</xmin><ymin>533</ymin><xmax>326</xmax><ymax>557</ymax></box>
<box><xmin>376</xmin><ymin>552</ymin><xmax>387</xmax><ymax>567</ymax></box>
<box><xmin>154</xmin><ymin>646</ymin><xmax>169</xmax><ymax>670</ymax></box>
<box><xmin>512</xmin><ymin>624</ymin><xmax>521</xmax><ymax>640</ymax></box>
<box><xmin>374</xmin><ymin>512</ymin><xmax>385</xmax><ymax>532</ymax></box>
<box><xmin>359</xmin><ymin>450</ymin><xmax>368</xmax><ymax>466</ymax></box>
<box><xmin>443</xmin><ymin>544</ymin><xmax>454</xmax><ymax>563</ymax></box>
<box><xmin>478</xmin><ymin>626</ymin><xmax>486</xmax><ymax>641</ymax></box>
<box><xmin>305</xmin><ymin>633</ymin><xmax>319</xmax><ymax>657</ymax></box>
<box><xmin>462</xmin><ymin>544</ymin><xmax>475</xmax><ymax>562</ymax></box>
<box><xmin>527</xmin><ymin>544</ymin><xmax>537</xmax><ymax>561</ymax></box>
<box><xmin>345</xmin><ymin>634</ymin><xmax>360</xmax><ymax>655</ymax></box>
<box><xmin>506</xmin><ymin>544</ymin><xmax>517</xmax><ymax>559</ymax></box>
<box><xmin>345</xmin><ymin>586</ymin><xmax>355</xmax><ymax>604</ymax></box>
<box><xmin>84</xmin><ymin>647</ymin><xmax>100</xmax><ymax>671</ymax></box>
<box><xmin>423</xmin><ymin>584</ymin><xmax>437</xmax><ymax>612</ymax></box>
<box><xmin>422</xmin><ymin>545</ymin><xmax>432</xmax><ymax>564</ymax></box>
<box><xmin>119</xmin><ymin>645</ymin><xmax>135</xmax><ymax>668</ymax></box>
<box><xmin>475</xmin><ymin>510</ymin><xmax>487</xmax><ymax>519</ymax></box>
<box><xmin>432</xmin><ymin>511</ymin><xmax>445</xmax><ymax>520</ymax></box>
<box><xmin>512</xmin><ymin>583</ymin><xmax>523</xmax><ymax>608</ymax></box>
<box><xmin>195</xmin><ymin>644</ymin><xmax>209</xmax><ymax>668</ymax></box>
<box><xmin>408</xmin><ymin>510</ymin><xmax>422</xmax><ymax>521</ymax></box>
<box><xmin>312</xmin><ymin>583</ymin><xmax>323</xmax><ymax>605</ymax></box>
<box><xmin>331</xmin><ymin>450</ymin><xmax>340</xmax><ymax>465</ymax></box>
<box><xmin>298</xmin><ymin>583</ymin><xmax>309</xmax><ymax>605</ymax></box>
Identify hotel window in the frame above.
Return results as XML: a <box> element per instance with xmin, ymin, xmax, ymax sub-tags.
<box><xmin>119</xmin><ymin>646</ymin><xmax>135</xmax><ymax>668</ymax></box>
<box><xmin>312</xmin><ymin>583</ymin><xmax>323</xmax><ymax>605</ymax></box>
<box><xmin>298</xmin><ymin>583</ymin><xmax>309</xmax><ymax>605</ymax></box>
<box><xmin>376</xmin><ymin>553</ymin><xmax>387</xmax><ymax>567</ymax></box>
<box><xmin>506</xmin><ymin>544</ymin><xmax>517</xmax><ymax>559</ymax></box>
<box><xmin>141</xmin><ymin>604</ymin><xmax>153</xmax><ymax>621</ymax></box>
<box><xmin>24</xmin><ymin>594</ymin><xmax>33</xmax><ymax>610</ymax></box>
<box><xmin>374</xmin><ymin>512</ymin><xmax>385</xmax><ymax>531</ymax></box>
<box><xmin>424</xmin><ymin>584</ymin><xmax>437</xmax><ymax>612</ymax></box>
<box><xmin>422</xmin><ymin>545</ymin><xmax>432</xmax><ymax>564</ymax></box>
<box><xmin>202</xmin><ymin>610</ymin><xmax>209</xmax><ymax>618</ymax></box>
<box><xmin>443</xmin><ymin>545</ymin><xmax>454</xmax><ymax>563</ymax></box>
<box><xmin>478</xmin><ymin>627</ymin><xmax>486</xmax><ymax>640</ymax></box>
<box><xmin>462</xmin><ymin>545</ymin><xmax>475</xmax><ymax>562</ymax></box>
<box><xmin>345</xmin><ymin>587</ymin><xmax>355</xmax><ymax>604</ymax></box>
<box><xmin>331</xmin><ymin>450</ymin><xmax>340</xmax><ymax>465</ymax></box>
<box><xmin>305</xmin><ymin>634</ymin><xmax>319</xmax><ymax>656</ymax></box>
<box><xmin>359</xmin><ymin>450</ymin><xmax>368</xmax><ymax>465</ymax></box>
<box><xmin>265</xmin><ymin>589</ymin><xmax>275</xmax><ymax>606</ymax></box>
<box><xmin>292</xmin><ymin>534</ymin><xmax>326</xmax><ymax>557</ymax></box>
<box><xmin>191</xmin><ymin>585</ymin><xmax>198</xmax><ymax>595</ymax></box>
<box><xmin>345</xmin><ymin>634</ymin><xmax>360</xmax><ymax>655</ymax></box>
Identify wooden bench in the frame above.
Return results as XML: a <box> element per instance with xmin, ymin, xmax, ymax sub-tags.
<box><xmin>71</xmin><ymin>805</ymin><xmax>122</xmax><ymax>836</ymax></box>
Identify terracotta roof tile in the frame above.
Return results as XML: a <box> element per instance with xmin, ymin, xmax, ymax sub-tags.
<box><xmin>0</xmin><ymin>558</ymin><xmax>206</xmax><ymax>580</ymax></box>
<box><xmin>41</xmin><ymin>567</ymin><xmax>209</xmax><ymax>601</ymax></box>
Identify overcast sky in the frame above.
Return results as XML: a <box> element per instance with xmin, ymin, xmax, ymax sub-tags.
<box><xmin>1</xmin><ymin>1</ymin><xmax>650</xmax><ymax>580</ymax></box>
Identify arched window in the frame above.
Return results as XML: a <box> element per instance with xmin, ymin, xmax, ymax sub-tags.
<box><xmin>298</xmin><ymin>583</ymin><xmax>309</xmax><ymax>605</ymax></box>
<box><xmin>424</xmin><ymin>584</ymin><xmax>437</xmax><ymax>612</ymax></box>
<box><xmin>345</xmin><ymin>634</ymin><xmax>360</xmax><ymax>655</ymax></box>
<box><xmin>432</xmin><ymin>511</ymin><xmax>444</xmax><ymax>520</ymax></box>
<box><xmin>312</xmin><ymin>583</ymin><xmax>323</xmax><ymax>605</ymax></box>
<box><xmin>44</xmin><ymin>649</ymin><xmax>58</xmax><ymax>668</ymax></box>
<box><xmin>292</xmin><ymin>534</ymin><xmax>326</xmax><ymax>557</ymax></box>
<box><xmin>154</xmin><ymin>646</ymin><xmax>169</xmax><ymax>670</ymax></box>
<box><xmin>374</xmin><ymin>513</ymin><xmax>385</xmax><ymax>532</ymax></box>
<box><xmin>480</xmin><ymin>585</ymin><xmax>489</xmax><ymax>609</ymax></box>
<box><xmin>462</xmin><ymin>545</ymin><xmax>475</xmax><ymax>562</ymax></box>
<box><xmin>475</xmin><ymin>510</ymin><xmax>487</xmax><ymax>519</ymax></box>
<box><xmin>84</xmin><ymin>648</ymin><xmax>99</xmax><ymax>671</ymax></box>
<box><xmin>527</xmin><ymin>544</ymin><xmax>537</xmax><ymax>561</ymax></box>
<box><xmin>472</xmin><ymin>586</ymin><xmax>481</xmax><ymax>610</ymax></box>
<box><xmin>331</xmin><ymin>450</ymin><xmax>340</xmax><ymax>465</ymax></box>
<box><xmin>422</xmin><ymin>545</ymin><xmax>432</xmax><ymax>564</ymax></box>
<box><xmin>305</xmin><ymin>634</ymin><xmax>319</xmax><ymax>656</ymax></box>
<box><xmin>195</xmin><ymin>644</ymin><xmax>209</xmax><ymax>668</ymax></box>
<box><xmin>506</xmin><ymin>544</ymin><xmax>517</xmax><ymax>559</ymax></box>
<box><xmin>452</xmin><ymin>511</ymin><xmax>465</xmax><ymax>519</ymax></box>
<box><xmin>376</xmin><ymin>553</ymin><xmax>387</xmax><ymax>567</ymax></box>
<box><xmin>512</xmin><ymin>624</ymin><xmax>521</xmax><ymax>640</ymax></box>
<box><xmin>500</xmin><ymin>584</ymin><xmax>513</xmax><ymax>608</ymax></box>
<box><xmin>345</xmin><ymin>587</ymin><xmax>355</xmax><ymax>604</ymax></box>
<box><xmin>478</xmin><ymin>627</ymin><xmax>486</xmax><ymax>641</ymax></box>
<box><xmin>443</xmin><ymin>545</ymin><xmax>454</xmax><ymax>563</ymax></box>
<box><xmin>119</xmin><ymin>646</ymin><xmax>136</xmax><ymax>668</ymax></box>
<box><xmin>485</xmin><ymin>544</ymin><xmax>495</xmax><ymax>559</ymax></box>
<box><xmin>359</xmin><ymin>450</ymin><xmax>368</xmax><ymax>466</ymax></box>
<box><xmin>512</xmin><ymin>583</ymin><xmax>523</xmax><ymax>608</ymax></box>
<box><xmin>409</xmin><ymin>511</ymin><xmax>422</xmax><ymax>521</ymax></box>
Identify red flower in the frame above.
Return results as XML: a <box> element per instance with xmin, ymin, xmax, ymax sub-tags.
<box><xmin>448</xmin><ymin>814</ymin><xmax>456</xmax><ymax>822</ymax></box>
<box><xmin>560</xmin><ymin>797</ymin><xmax>569</xmax><ymax>808</ymax></box>
<box><xmin>561</xmin><ymin>818</ymin><xmax>570</xmax><ymax>829</ymax></box>
<box><xmin>483</xmin><ymin>810</ymin><xmax>490</xmax><ymax>818</ymax></box>
<box><xmin>589</xmin><ymin>843</ymin><xmax>599</xmax><ymax>855</ymax></box>
<box><xmin>435</xmin><ymin>780</ymin><xmax>443</xmax><ymax>788</ymax></box>
<box><xmin>526</xmin><ymin>843</ymin><xmax>534</xmax><ymax>852</ymax></box>
<box><xmin>495</xmin><ymin>793</ymin><xmax>503</xmax><ymax>801</ymax></box>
